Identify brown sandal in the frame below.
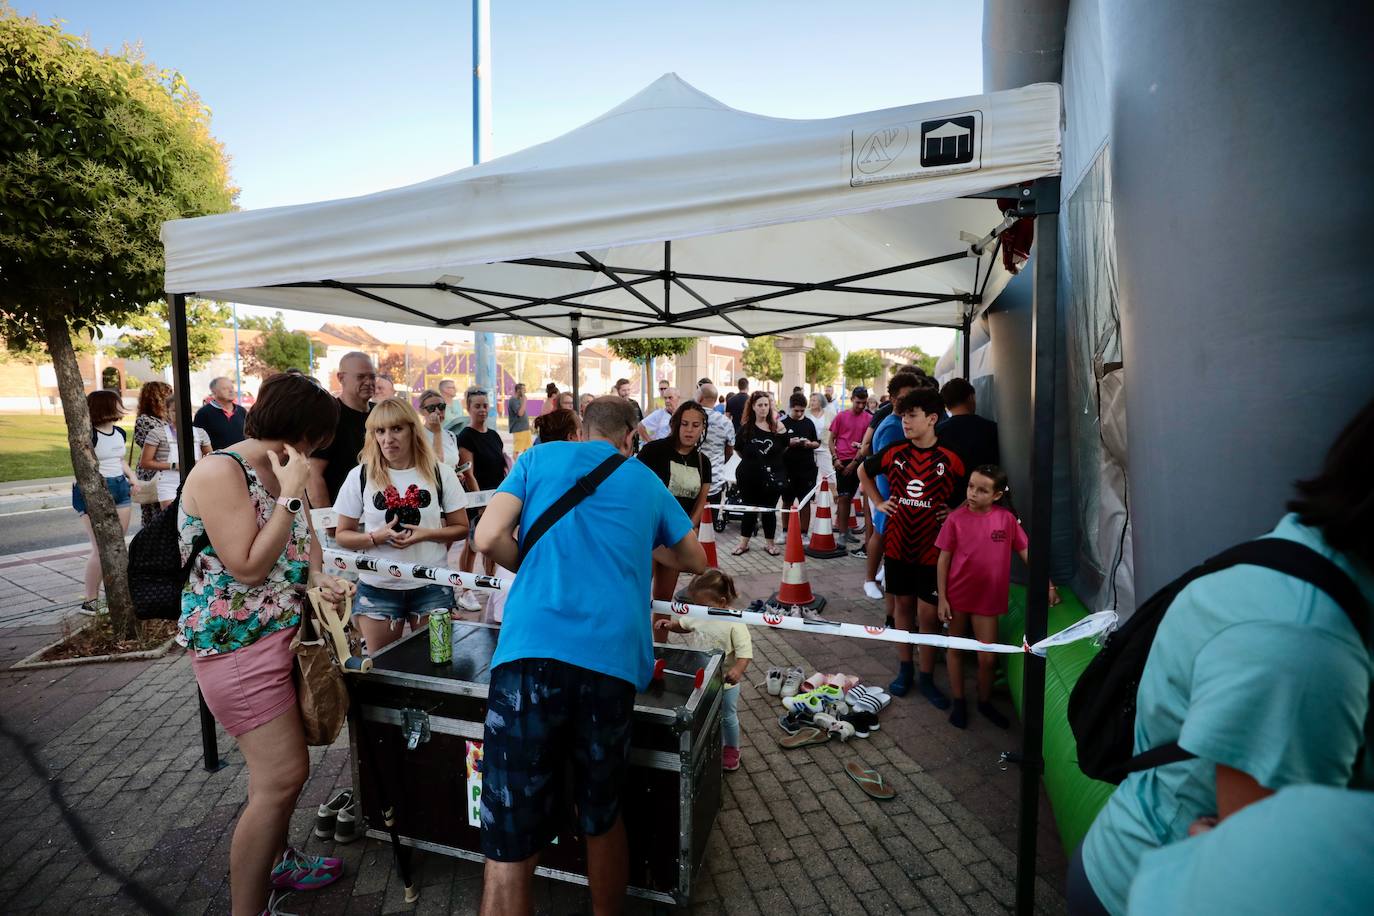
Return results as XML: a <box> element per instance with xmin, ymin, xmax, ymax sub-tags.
<box><xmin>845</xmin><ymin>761</ymin><xmax>896</xmax><ymax>800</ymax></box>
<box><xmin>731</xmin><ymin>543</ymin><xmax>750</xmax><ymax>556</ymax></box>
<box><xmin>764</xmin><ymin>544</ymin><xmax>781</xmax><ymax>556</ymax></box>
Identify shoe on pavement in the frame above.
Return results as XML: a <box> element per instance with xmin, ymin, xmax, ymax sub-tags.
<box><xmin>722</xmin><ymin>746</ymin><xmax>741</xmax><ymax>771</ymax></box>
<box><xmin>333</xmin><ymin>795</ymin><xmax>360</xmax><ymax>844</ymax></box>
<box><xmin>270</xmin><ymin>847</ymin><xmax>344</xmax><ymax>892</ymax></box>
<box><xmin>850</xmin><ymin>547</ymin><xmax>868</xmax><ymax>559</ymax></box>
<box><xmin>765</xmin><ymin>666</ymin><xmax>784</xmax><ymax>696</ymax></box>
<box><xmin>862</xmin><ymin>581</ymin><xmax>883</xmax><ymax>600</ymax></box>
<box><xmin>839</xmin><ymin>712</ymin><xmax>871</xmax><ymax>738</ymax></box>
<box><xmin>314</xmin><ymin>788</ymin><xmax>353</xmax><ymax>839</ymax></box>
<box><xmin>779</xmin><ymin>666</ymin><xmax>805</xmax><ymax>699</ymax></box>
<box><xmin>456</xmin><ymin>589</ymin><xmax>482</xmax><ymax>612</ymax></box>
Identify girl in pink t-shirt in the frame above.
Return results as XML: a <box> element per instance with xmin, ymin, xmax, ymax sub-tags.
<box><xmin>934</xmin><ymin>465</ymin><xmax>1057</xmax><ymax>729</ymax></box>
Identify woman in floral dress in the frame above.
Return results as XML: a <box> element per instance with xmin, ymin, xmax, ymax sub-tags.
<box><xmin>177</xmin><ymin>373</ymin><xmax>355</xmax><ymax>916</ymax></box>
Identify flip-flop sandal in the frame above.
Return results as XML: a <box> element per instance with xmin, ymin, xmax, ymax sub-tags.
<box><xmin>764</xmin><ymin>544</ymin><xmax>781</xmax><ymax>556</ymax></box>
<box><xmin>779</xmin><ymin>726</ymin><xmax>831</xmax><ymax>750</ymax></box>
<box><xmin>731</xmin><ymin>544</ymin><xmax>750</xmax><ymax>556</ymax></box>
<box><xmin>845</xmin><ymin>761</ymin><xmax>896</xmax><ymax>799</ymax></box>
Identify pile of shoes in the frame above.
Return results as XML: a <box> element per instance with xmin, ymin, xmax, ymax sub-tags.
<box><xmin>315</xmin><ymin>788</ymin><xmax>360</xmax><ymax>844</ymax></box>
<box><xmin>766</xmin><ymin>668</ymin><xmax>891</xmax><ymax>747</ymax></box>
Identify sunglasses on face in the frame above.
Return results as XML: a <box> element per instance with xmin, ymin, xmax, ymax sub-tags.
<box><xmin>421</xmin><ymin>403</ymin><xmax>445</xmax><ymax>414</ymax></box>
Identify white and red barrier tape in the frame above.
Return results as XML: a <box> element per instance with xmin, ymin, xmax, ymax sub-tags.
<box><xmin>323</xmin><ymin>549</ymin><xmax>1115</xmax><ymax>657</ymax></box>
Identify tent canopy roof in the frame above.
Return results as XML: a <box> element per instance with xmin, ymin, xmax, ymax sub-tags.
<box><xmin>162</xmin><ymin>75</ymin><xmax>1061</xmax><ymax>340</ymax></box>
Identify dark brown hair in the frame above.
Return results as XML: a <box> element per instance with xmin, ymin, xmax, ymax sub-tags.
<box><xmin>1288</xmin><ymin>397</ymin><xmax>1374</xmax><ymax>565</ymax></box>
<box><xmin>887</xmin><ymin>372</ymin><xmax>920</xmax><ymax>398</ymax></box>
<box><xmin>896</xmin><ymin>387</ymin><xmax>945</xmax><ymax>418</ymax></box>
<box><xmin>669</xmin><ymin>400</ymin><xmax>709</xmax><ymax>449</ymax></box>
<box><xmin>941</xmin><ymin>377</ymin><xmax>976</xmax><ymax>409</ymax></box>
<box><xmin>87</xmin><ymin>389</ymin><xmax>124</xmax><ymax>425</ymax></box>
<box><xmin>534</xmin><ymin>407</ymin><xmax>580</xmax><ymax>443</ymax></box>
<box><xmin>244</xmin><ymin>373</ymin><xmax>340</xmax><ymax>450</ymax></box>
<box><xmin>136</xmin><ymin>380</ymin><xmax>173</xmax><ymax>421</ymax></box>
<box><xmin>745</xmin><ymin>390</ymin><xmax>779</xmax><ymax>432</ymax></box>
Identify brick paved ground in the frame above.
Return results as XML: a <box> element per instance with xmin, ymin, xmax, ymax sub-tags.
<box><xmin>0</xmin><ymin>521</ymin><xmax>1068</xmax><ymax>915</ymax></box>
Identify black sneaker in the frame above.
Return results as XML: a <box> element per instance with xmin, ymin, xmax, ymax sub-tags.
<box><xmin>778</xmin><ymin>710</ymin><xmax>814</xmax><ymax>735</ymax></box>
<box><xmin>839</xmin><ymin>712</ymin><xmax>871</xmax><ymax>738</ymax></box>
<box><xmin>850</xmin><ymin>547</ymin><xmax>868</xmax><ymax>559</ymax></box>
<box><xmin>314</xmin><ymin>788</ymin><xmax>353</xmax><ymax>839</ymax></box>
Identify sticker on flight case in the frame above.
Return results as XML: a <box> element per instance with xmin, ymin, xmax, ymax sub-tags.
<box><xmin>465</xmin><ymin>740</ymin><xmax>483</xmax><ymax>828</ymax></box>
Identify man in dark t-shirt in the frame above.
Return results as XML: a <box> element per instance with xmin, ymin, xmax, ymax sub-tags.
<box><xmin>193</xmin><ymin>377</ymin><xmax>248</xmax><ymax>450</ymax></box>
<box><xmin>937</xmin><ymin>377</ymin><xmax>1000</xmax><ymax>471</ymax></box>
<box><xmin>724</xmin><ymin>377</ymin><xmax>750</xmax><ymax>434</ymax></box>
<box><xmin>308</xmin><ymin>352</ymin><xmax>375</xmax><ymax>508</ymax></box>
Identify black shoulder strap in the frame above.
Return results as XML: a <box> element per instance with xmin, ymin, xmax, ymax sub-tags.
<box><xmin>182</xmin><ymin>452</ymin><xmax>253</xmax><ymax>574</ymax></box>
<box><xmin>359</xmin><ymin>463</ymin><xmax>367</xmax><ymax>501</ymax></box>
<box><xmin>1118</xmin><ymin>537</ymin><xmax>1370</xmax><ymax>779</ymax></box>
<box><xmin>516</xmin><ymin>453</ymin><xmax>627</xmax><ymax>566</ymax></box>
<box><xmin>434</xmin><ymin>465</ymin><xmax>444</xmax><ymax>509</ymax></box>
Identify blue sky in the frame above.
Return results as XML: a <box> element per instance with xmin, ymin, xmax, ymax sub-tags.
<box><xmin>21</xmin><ymin>0</ymin><xmax>983</xmax><ymax>356</ymax></box>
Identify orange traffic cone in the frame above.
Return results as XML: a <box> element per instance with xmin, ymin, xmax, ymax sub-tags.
<box><xmin>849</xmin><ymin>495</ymin><xmax>867</xmax><ymax>535</ymax></box>
<box><xmin>768</xmin><ymin>501</ymin><xmax>827</xmax><ymax>612</ymax></box>
<box><xmin>699</xmin><ymin>505</ymin><xmax>718</xmax><ymax>568</ymax></box>
<box><xmin>805</xmin><ymin>478</ymin><xmax>846</xmax><ymax>559</ymax></box>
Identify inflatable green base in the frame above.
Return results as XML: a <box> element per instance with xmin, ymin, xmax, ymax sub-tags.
<box><xmin>998</xmin><ymin>584</ymin><xmax>1116</xmax><ymax>855</ymax></box>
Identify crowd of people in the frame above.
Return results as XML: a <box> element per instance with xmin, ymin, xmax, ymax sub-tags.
<box><xmin>83</xmin><ymin>342</ymin><xmax>1369</xmax><ymax>916</ymax></box>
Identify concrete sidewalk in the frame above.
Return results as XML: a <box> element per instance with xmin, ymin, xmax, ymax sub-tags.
<box><xmin>0</xmin><ymin>476</ymin><xmax>77</xmax><ymax>514</ymax></box>
<box><xmin>0</xmin><ymin>526</ymin><xmax>1069</xmax><ymax>915</ymax></box>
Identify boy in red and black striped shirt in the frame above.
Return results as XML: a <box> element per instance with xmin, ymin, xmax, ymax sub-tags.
<box><xmin>859</xmin><ymin>388</ymin><xmax>965</xmax><ymax>705</ymax></box>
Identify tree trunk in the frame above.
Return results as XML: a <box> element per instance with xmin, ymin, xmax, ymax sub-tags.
<box><xmin>42</xmin><ymin>314</ymin><xmax>139</xmax><ymax>640</ymax></box>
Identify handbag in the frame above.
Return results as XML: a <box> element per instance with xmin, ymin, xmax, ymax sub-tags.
<box><xmin>128</xmin><ymin>423</ymin><xmax>161</xmax><ymax>505</ymax></box>
<box><xmin>293</xmin><ymin>589</ymin><xmax>354</xmax><ymax>746</ymax></box>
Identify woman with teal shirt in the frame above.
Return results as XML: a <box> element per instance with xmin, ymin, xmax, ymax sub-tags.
<box><xmin>1070</xmin><ymin>398</ymin><xmax>1374</xmax><ymax>915</ymax></box>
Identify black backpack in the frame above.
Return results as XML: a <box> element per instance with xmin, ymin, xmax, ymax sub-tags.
<box><xmin>1068</xmin><ymin>537</ymin><xmax>1369</xmax><ymax>784</ymax></box>
<box><xmin>127</xmin><ymin>454</ymin><xmax>251</xmax><ymax>621</ymax></box>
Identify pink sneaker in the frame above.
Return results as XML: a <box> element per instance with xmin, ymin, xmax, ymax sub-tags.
<box><xmin>722</xmin><ymin>746</ymin><xmax>741</xmax><ymax>771</ymax></box>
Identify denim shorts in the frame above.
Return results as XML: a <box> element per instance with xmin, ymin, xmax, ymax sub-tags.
<box><xmin>354</xmin><ymin>582</ymin><xmax>452</xmax><ymax>621</ymax></box>
<box><xmin>72</xmin><ymin>475</ymin><xmax>131</xmax><ymax>514</ymax></box>
<box><xmin>479</xmin><ymin>658</ymin><xmax>636</xmax><ymax>862</ymax></box>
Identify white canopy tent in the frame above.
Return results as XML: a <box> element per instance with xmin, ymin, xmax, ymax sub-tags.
<box><xmin>163</xmin><ymin>75</ymin><xmax>1060</xmax><ymax>341</ymax></box>
<box><xmin>161</xmin><ymin>75</ymin><xmax>1065</xmax><ymax>915</ymax></box>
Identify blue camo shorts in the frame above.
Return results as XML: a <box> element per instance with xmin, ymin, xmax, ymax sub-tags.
<box><xmin>479</xmin><ymin>658</ymin><xmax>635</xmax><ymax>862</ymax></box>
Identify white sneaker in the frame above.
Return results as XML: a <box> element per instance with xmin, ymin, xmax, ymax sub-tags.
<box><xmin>457</xmin><ymin>589</ymin><xmax>482</xmax><ymax>612</ymax></box>
<box><xmin>876</xmin><ymin>564</ymin><xmax>886</xmax><ymax>585</ymax></box>
<box><xmin>863</xmin><ymin>581</ymin><xmax>884</xmax><ymax>600</ymax></box>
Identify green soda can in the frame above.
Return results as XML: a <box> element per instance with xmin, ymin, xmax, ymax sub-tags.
<box><xmin>429</xmin><ymin>608</ymin><xmax>453</xmax><ymax>665</ymax></box>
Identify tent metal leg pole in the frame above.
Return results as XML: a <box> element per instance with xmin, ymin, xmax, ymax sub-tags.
<box><xmin>570</xmin><ymin>327</ymin><xmax>581</xmax><ymax>403</ymax></box>
<box><xmin>168</xmin><ymin>291</ymin><xmax>226</xmax><ymax>774</ymax></box>
<box><xmin>962</xmin><ymin>312</ymin><xmax>972</xmax><ymax>377</ymax></box>
<box><xmin>1014</xmin><ymin>184</ymin><xmax>1058</xmax><ymax>915</ymax></box>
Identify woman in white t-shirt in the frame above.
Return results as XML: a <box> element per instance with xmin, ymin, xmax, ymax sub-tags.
<box><xmin>332</xmin><ymin>397</ymin><xmax>468</xmax><ymax>654</ymax></box>
<box><xmin>807</xmin><ymin>393</ymin><xmax>835</xmax><ymax>482</ymax></box>
<box><xmin>73</xmin><ymin>390</ymin><xmax>139</xmax><ymax>614</ymax></box>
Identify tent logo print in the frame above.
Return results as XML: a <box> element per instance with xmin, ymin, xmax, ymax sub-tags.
<box><xmin>920</xmin><ymin>116</ymin><xmax>976</xmax><ymax>167</ymax></box>
<box><xmin>855</xmin><ymin>126</ymin><xmax>909</xmax><ymax>175</ymax></box>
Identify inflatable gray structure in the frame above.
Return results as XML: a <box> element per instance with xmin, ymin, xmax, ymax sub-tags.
<box><xmin>939</xmin><ymin>0</ymin><xmax>1374</xmax><ymax>617</ymax></box>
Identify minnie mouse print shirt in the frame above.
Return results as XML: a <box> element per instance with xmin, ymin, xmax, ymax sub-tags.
<box><xmin>334</xmin><ymin>463</ymin><xmax>466</xmax><ymax>589</ymax></box>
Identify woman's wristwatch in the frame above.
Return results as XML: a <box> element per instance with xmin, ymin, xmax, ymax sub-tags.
<box><xmin>276</xmin><ymin>495</ymin><xmax>303</xmax><ymax>514</ymax></box>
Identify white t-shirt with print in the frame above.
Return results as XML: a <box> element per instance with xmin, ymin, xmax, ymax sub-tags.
<box><xmin>334</xmin><ymin>463</ymin><xmax>466</xmax><ymax>589</ymax></box>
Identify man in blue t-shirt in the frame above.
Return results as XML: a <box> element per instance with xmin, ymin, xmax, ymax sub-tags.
<box><xmin>471</xmin><ymin>396</ymin><xmax>705</xmax><ymax>914</ymax></box>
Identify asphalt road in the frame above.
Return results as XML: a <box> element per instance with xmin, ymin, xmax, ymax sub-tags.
<box><xmin>0</xmin><ymin>506</ymin><xmax>142</xmax><ymax>556</ymax></box>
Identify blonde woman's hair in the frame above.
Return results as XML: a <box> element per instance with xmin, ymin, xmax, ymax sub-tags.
<box><xmin>359</xmin><ymin>397</ymin><xmax>439</xmax><ymax>492</ymax></box>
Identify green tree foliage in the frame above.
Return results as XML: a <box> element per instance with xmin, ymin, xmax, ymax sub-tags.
<box><xmin>843</xmin><ymin>349</ymin><xmax>884</xmax><ymax>385</ymax></box>
<box><xmin>604</xmin><ymin>337</ymin><xmax>695</xmax><ymax>363</ymax></box>
<box><xmin>0</xmin><ymin>8</ymin><xmax>235</xmax><ymax>637</ymax></box>
<box><xmin>1</xmin><ymin>330</ymin><xmax>93</xmax><ymax>364</ymax></box>
<box><xmin>114</xmin><ymin>298</ymin><xmax>230</xmax><ymax>371</ymax></box>
<box><xmin>805</xmin><ymin>335</ymin><xmax>840</xmax><ymax>385</ymax></box>
<box><xmin>244</xmin><ymin>313</ymin><xmax>313</xmax><ymax>376</ymax></box>
<box><xmin>908</xmin><ymin>347</ymin><xmax>937</xmax><ymax>377</ymax></box>
<box><xmin>235</xmin><ymin>313</ymin><xmax>276</xmax><ymax>331</ymax></box>
<box><xmin>742</xmin><ymin>336</ymin><xmax>783</xmax><ymax>383</ymax></box>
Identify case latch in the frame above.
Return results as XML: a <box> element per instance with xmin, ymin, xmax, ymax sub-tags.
<box><xmin>402</xmin><ymin>709</ymin><xmax>431</xmax><ymax>750</ymax></box>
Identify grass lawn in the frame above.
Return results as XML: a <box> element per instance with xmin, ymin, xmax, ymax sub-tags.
<box><xmin>0</xmin><ymin>414</ymin><xmax>136</xmax><ymax>484</ymax></box>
